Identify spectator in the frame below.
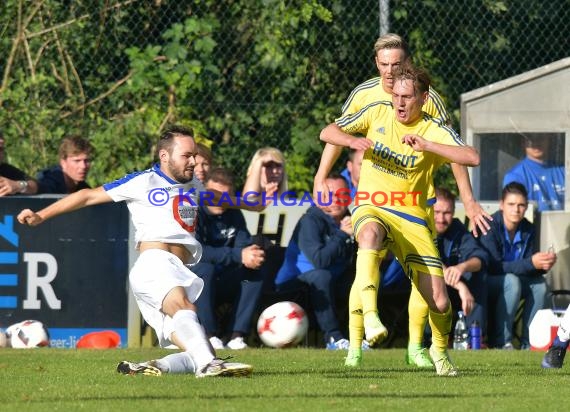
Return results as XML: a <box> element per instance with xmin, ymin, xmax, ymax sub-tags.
<box><xmin>243</xmin><ymin>147</ymin><xmax>288</xmax><ymax>199</ymax></box>
<box><xmin>429</xmin><ymin>187</ymin><xmax>488</xmax><ymax>343</ymax></box>
<box><xmin>194</xmin><ymin>143</ymin><xmax>213</xmax><ymax>184</ymax></box>
<box><xmin>340</xmin><ymin>148</ymin><xmax>365</xmax><ymax>199</ymax></box>
<box><xmin>503</xmin><ymin>134</ymin><xmax>565</xmax><ymax>211</ymax></box>
<box><xmin>0</xmin><ymin>134</ymin><xmax>38</xmax><ymax>196</ymax></box>
<box><xmin>36</xmin><ymin>136</ymin><xmax>92</xmax><ymax>194</ymax></box>
<box><xmin>480</xmin><ymin>182</ymin><xmax>557</xmax><ymax>349</ymax></box>
<box><xmin>193</xmin><ymin>167</ymin><xmax>265</xmax><ymax>350</ymax></box>
<box><xmin>275</xmin><ymin>173</ymin><xmax>355</xmax><ymax>349</ymax></box>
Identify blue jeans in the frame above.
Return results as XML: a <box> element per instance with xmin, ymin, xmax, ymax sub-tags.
<box><xmin>487</xmin><ymin>273</ymin><xmax>547</xmax><ymax>347</ymax></box>
<box><xmin>193</xmin><ymin>262</ymin><xmax>263</xmax><ymax>337</ymax></box>
<box><xmin>276</xmin><ymin>269</ymin><xmax>350</xmax><ymax>343</ymax></box>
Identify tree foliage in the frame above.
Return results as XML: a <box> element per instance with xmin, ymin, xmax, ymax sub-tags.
<box><xmin>0</xmin><ymin>0</ymin><xmax>568</xmax><ymax>194</ymax></box>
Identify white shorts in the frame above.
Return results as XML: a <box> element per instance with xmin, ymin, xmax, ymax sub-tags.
<box><xmin>129</xmin><ymin>249</ymin><xmax>204</xmax><ymax>347</ymax></box>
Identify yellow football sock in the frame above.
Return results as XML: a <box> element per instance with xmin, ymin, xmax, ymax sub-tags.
<box><xmin>348</xmin><ymin>283</ymin><xmax>364</xmax><ymax>349</ymax></box>
<box><xmin>408</xmin><ymin>284</ymin><xmax>430</xmax><ymax>347</ymax></box>
<box><xmin>429</xmin><ymin>303</ymin><xmax>452</xmax><ymax>353</ymax></box>
<box><xmin>355</xmin><ymin>248</ymin><xmax>382</xmax><ymax>324</ymax></box>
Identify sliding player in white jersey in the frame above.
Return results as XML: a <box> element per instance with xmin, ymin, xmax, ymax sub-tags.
<box><xmin>18</xmin><ymin>125</ymin><xmax>266</xmax><ymax>378</ymax></box>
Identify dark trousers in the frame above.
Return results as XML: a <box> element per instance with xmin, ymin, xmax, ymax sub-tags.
<box><xmin>449</xmin><ymin>271</ymin><xmax>488</xmax><ymax>335</ymax></box>
<box><xmin>425</xmin><ymin>271</ymin><xmax>487</xmax><ymax>345</ymax></box>
<box><xmin>276</xmin><ymin>269</ymin><xmax>351</xmax><ymax>343</ymax></box>
<box><xmin>193</xmin><ymin>262</ymin><xmax>263</xmax><ymax>337</ymax></box>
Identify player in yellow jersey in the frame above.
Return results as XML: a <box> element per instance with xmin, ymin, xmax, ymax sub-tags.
<box><xmin>318</xmin><ymin>64</ymin><xmax>480</xmax><ymax>376</ymax></box>
<box><xmin>320</xmin><ymin>33</ymin><xmax>490</xmax><ymax>232</ymax></box>
<box><xmin>315</xmin><ymin>33</ymin><xmax>491</xmax><ymax>369</ymax></box>
<box><xmin>341</xmin><ymin>34</ymin><xmax>449</xmax><ymax>123</ymax></box>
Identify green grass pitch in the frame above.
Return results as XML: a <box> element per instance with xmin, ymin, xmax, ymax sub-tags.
<box><xmin>0</xmin><ymin>347</ymin><xmax>568</xmax><ymax>411</ymax></box>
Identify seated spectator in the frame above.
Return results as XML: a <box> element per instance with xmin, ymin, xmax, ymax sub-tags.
<box><xmin>36</xmin><ymin>136</ymin><xmax>92</xmax><ymax>194</ymax></box>
<box><xmin>406</xmin><ymin>187</ymin><xmax>488</xmax><ymax>361</ymax></box>
<box><xmin>0</xmin><ymin>133</ymin><xmax>38</xmax><ymax>196</ymax></box>
<box><xmin>275</xmin><ymin>173</ymin><xmax>355</xmax><ymax>349</ymax></box>
<box><xmin>194</xmin><ymin>143</ymin><xmax>213</xmax><ymax>184</ymax></box>
<box><xmin>432</xmin><ymin>187</ymin><xmax>488</xmax><ymax>339</ymax></box>
<box><xmin>340</xmin><ymin>148</ymin><xmax>365</xmax><ymax>199</ymax></box>
<box><xmin>193</xmin><ymin>167</ymin><xmax>265</xmax><ymax>350</ymax></box>
<box><xmin>480</xmin><ymin>182</ymin><xmax>557</xmax><ymax>349</ymax></box>
<box><xmin>502</xmin><ymin>134</ymin><xmax>564</xmax><ymax>211</ymax></box>
<box><xmin>242</xmin><ymin>147</ymin><xmax>288</xmax><ymax>199</ymax></box>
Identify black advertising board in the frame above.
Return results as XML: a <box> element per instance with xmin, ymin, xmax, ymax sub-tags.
<box><xmin>0</xmin><ymin>196</ymin><xmax>129</xmax><ymax>347</ymax></box>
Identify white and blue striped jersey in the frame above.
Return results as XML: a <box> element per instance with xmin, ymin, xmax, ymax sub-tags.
<box><xmin>103</xmin><ymin>163</ymin><xmax>205</xmax><ymax>264</ymax></box>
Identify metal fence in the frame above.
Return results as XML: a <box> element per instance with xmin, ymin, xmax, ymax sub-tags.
<box><xmin>1</xmin><ymin>0</ymin><xmax>568</xmax><ymax>190</ymax></box>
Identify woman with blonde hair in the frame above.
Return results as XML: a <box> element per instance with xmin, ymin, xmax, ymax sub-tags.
<box><xmin>194</xmin><ymin>143</ymin><xmax>213</xmax><ymax>184</ymax></box>
<box><xmin>242</xmin><ymin>147</ymin><xmax>288</xmax><ymax>196</ymax></box>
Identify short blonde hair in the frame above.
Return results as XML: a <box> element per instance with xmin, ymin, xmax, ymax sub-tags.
<box><xmin>373</xmin><ymin>33</ymin><xmax>410</xmax><ymax>59</ymax></box>
<box><xmin>246</xmin><ymin>147</ymin><xmax>288</xmax><ymax>193</ymax></box>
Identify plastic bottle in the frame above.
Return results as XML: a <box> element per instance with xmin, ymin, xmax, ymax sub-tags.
<box><xmin>453</xmin><ymin>311</ymin><xmax>469</xmax><ymax>350</ymax></box>
<box><xmin>470</xmin><ymin>320</ymin><xmax>481</xmax><ymax>349</ymax></box>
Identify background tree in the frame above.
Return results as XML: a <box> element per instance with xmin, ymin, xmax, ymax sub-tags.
<box><xmin>0</xmin><ymin>0</ymin><xmax>568</xmax><ymax>195</ymax></box>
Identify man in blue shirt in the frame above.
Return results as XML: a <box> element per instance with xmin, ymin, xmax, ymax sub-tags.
<box><xmin>432</xmin><ymin>187</ymin><xmax>488</xmax><ymax>338</ymax></box>
<box><xmin>36</xmin><ymin>136</ymin><xmax>92</xmax><ymax>194</ymax></box>
<box><xmin>480</xmin><ymin>182</ymin><xmax>557</xmax><ymax>349</ymax></box>
<box><xmin>193</xmin><ymin>167</ymin><xmax>265</xmax><ymax>350</ymax></box>
<box><xmin>503</xmin><ymin>134</ymin><xmax>565</xmax><ymax>211</ymax></box>
<box><xmin>275</xmin><ymin>173</ymin><xmax>355</xmax><ymax>349</ymax></box>
<box><xmin>340</xmin><ymin>148</ymin><xmax>364</xmax><ymax>200</ymax></box>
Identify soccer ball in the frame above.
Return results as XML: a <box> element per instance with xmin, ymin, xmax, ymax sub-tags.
<box><xmin>6</xmin><ymin>320</ymin><xmax>50</xmax><ymax>349</ymax></box>
<box><xmin>257</xmin><ymin>301</ymin><xmax>308</xmax><ymax>348</ymax></box>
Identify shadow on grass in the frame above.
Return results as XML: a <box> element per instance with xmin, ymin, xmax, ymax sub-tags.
<box><xmin>27</xmin><ymin>390</ymin><xmax>511</xmax><ymax>403</ymax></box>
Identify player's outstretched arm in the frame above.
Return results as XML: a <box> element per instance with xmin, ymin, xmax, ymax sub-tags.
<box><xmin>401</xmin><ymin>134</ymin><xmax>480</xmax><ymax>166</ymax></box>
<box><xmin>451</xmin><ymin>163</ymin><xmax>492</xmax><ymax>237</ymax></box>
<box><xmin>320</xmin><ymin>123</ymin><xmax>372</xmax><ymax>150</ymax></box>
<box><xmin>17</xmin><ymin>187</ymin><xmax>112</xmax><ymax>226</ymax></box>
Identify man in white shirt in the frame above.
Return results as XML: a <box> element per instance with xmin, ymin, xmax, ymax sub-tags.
<box><xmin>18</xmin><ymin>125</ymin><xmax>261</xmax><ymax>378</ymax></box>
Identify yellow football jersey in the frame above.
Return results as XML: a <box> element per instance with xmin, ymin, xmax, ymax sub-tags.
<box><xmin>341</xmin><ymin>77</ymin><xmax>450</xmax><ymax>123</ymax></box>
<box><xmin>336</xmin><ymin>100</ymin><xmax>464</xmax><ymax>215</ymax></box>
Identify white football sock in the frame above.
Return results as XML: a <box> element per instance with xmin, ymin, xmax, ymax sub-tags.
<box><xmin>154</xmin><ymin>352</ymin><xmax>196</xmax><ymax>374</ymax></box>
<box><xmin>172</xmin><ymin>309</ymin><xmax>215</xmax><ymax>369</ymax></box>
<box><xmin>557</xmin><ymin>304</ymin><xmax>570</xmax><ymax>342</ymax></box>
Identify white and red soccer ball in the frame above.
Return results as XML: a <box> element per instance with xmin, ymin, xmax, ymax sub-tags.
<box><xmin>5</xmin><ymin>320</ymin><xmax>50</xmax><ymax>349</ymax></box>
<box><xmin>257</xmin><ymin>301</ymin><xmax>308</xmax><ymax>348</ymax></box>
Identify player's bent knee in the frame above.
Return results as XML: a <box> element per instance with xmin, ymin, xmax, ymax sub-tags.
<box><xmin>162</xmin><ymin>287</ymin><xmax>197</xmax><ymax>317</ymax></box>
<box><xmin>431</xmin><ymin>297</ymin><xmax>450</xmax><ymax>314</ymax></box>
<box><xmin>356</xmin><ymin>223</ymin><xmax>384</xmax><ymax>248</ymax></box>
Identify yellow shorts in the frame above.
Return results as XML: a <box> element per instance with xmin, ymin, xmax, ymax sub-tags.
<box><xmin>352</xmin><ymin>205</ymin><xmax>443</xmax><ymax>279</ymax></box>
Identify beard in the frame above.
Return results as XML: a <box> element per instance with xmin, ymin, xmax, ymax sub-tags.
<box><xmin>167</xmin><ymin>158</ymin><xmax>194</xmax><ymax>183</ymax></box>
